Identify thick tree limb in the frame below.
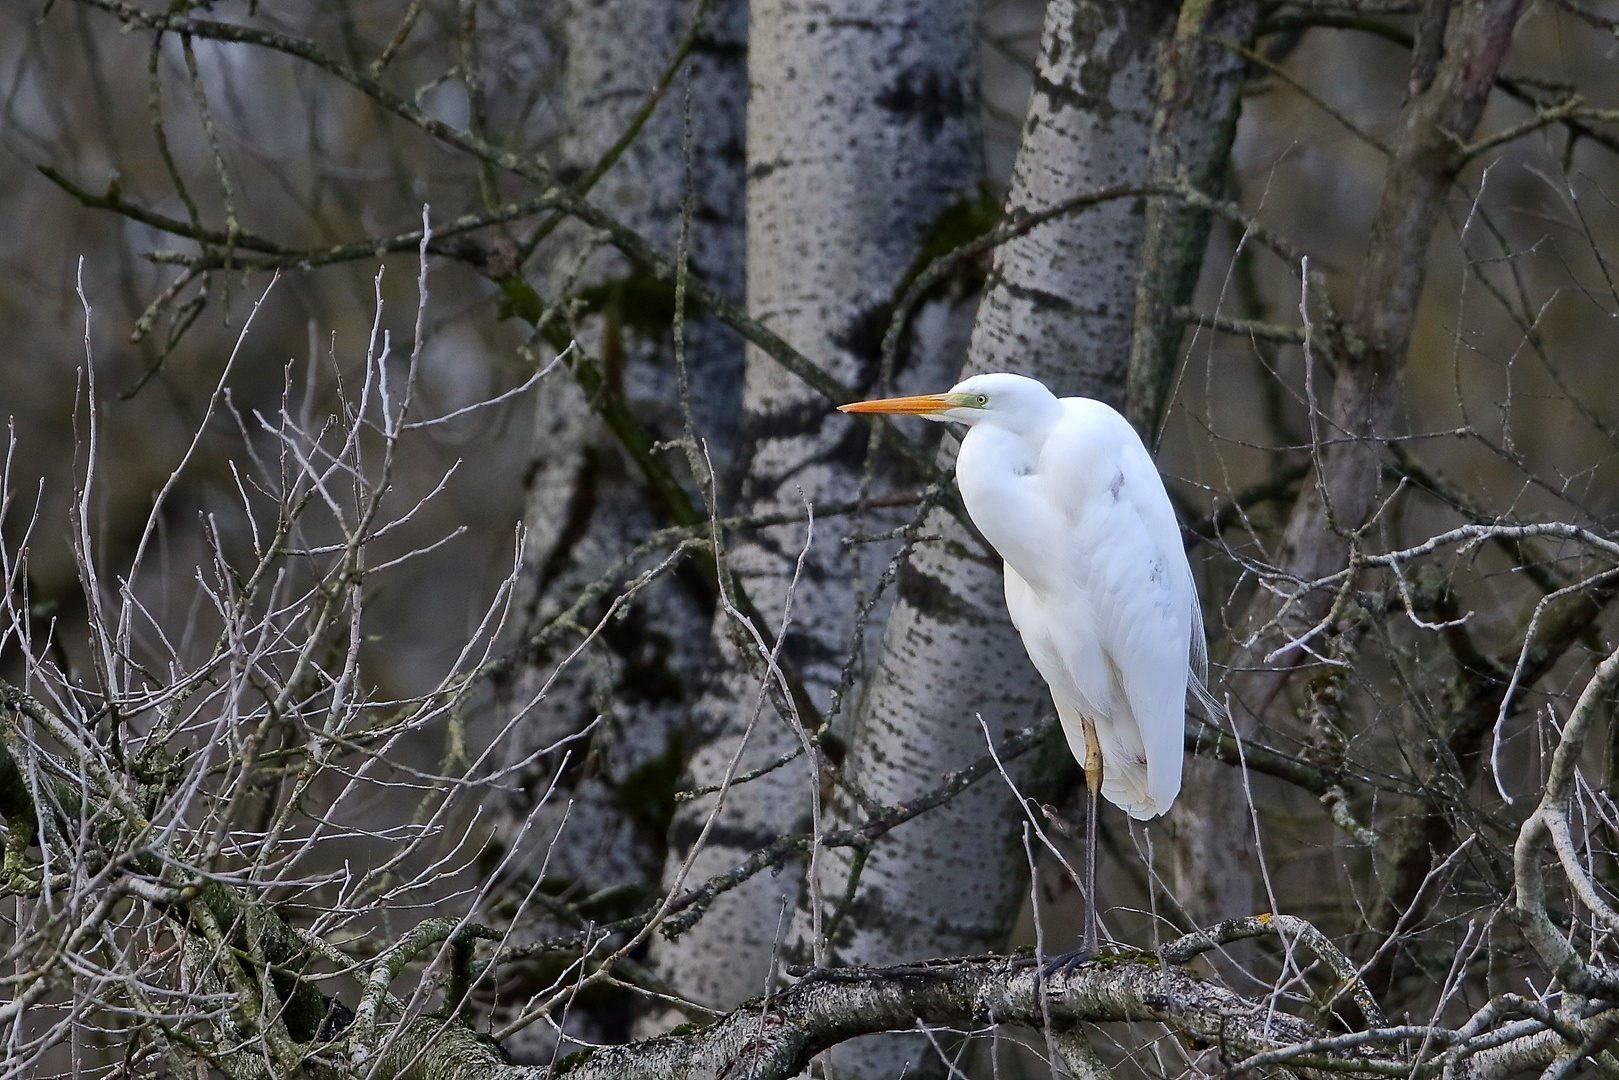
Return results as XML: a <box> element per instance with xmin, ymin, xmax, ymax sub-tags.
<box><xmin>1159</xmin><ymin>913</ymin><xmax>1386</xmax><ymax>1028</ymax></box>
<box><xmin>371</xmin><ymin>950</ymin><xmax>1619</xmax><ymax>1080</ymax></box>
<box><xmin>380</xmin><ymin>955</ymin><xmax>1331</xmax><ymax>1080</ymax></box>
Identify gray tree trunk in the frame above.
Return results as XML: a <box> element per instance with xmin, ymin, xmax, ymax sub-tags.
<box><xmin>1127</xmin><ymin>2</ymin><xmax>1259</xmax><ymax>443</ymax></box>
<box><xmin>1121</xmin><ymin>0</ymin><xmax>1267</xmax><ymax>931</ymax></box>
<box><xmin>1171</xmin><ymin>0</ymin><xmax>1520</xmax><ymax>929</ymax></box>
<box><xmin>645</xmin><ymin>0</ymin><xmax>983</xmax><ymax>1020</ymax></box>
<box><xmin>487</xmin><ymin>0</ymin><xmax>746</xmax><ymax>1056</ymax></box>
<box><xmin>793</xmin><ymin>2</ymin><xmax>1180</xmax><ymax>1074</ymax></box>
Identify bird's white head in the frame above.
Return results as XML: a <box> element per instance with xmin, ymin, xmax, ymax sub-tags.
<box><xmin>838</xmin><ymin>372</ymin><xmax>1062</xmax><ymax>436</ymax></box>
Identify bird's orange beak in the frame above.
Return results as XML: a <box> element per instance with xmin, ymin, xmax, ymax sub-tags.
<box><xmin>838</xmin><ymin>393</ymin><xmax>955</xmax><ymax>415</ymax></box>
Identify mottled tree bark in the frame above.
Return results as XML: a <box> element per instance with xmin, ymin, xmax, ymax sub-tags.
<box><xmin>794</xmin><ymin>4</ymin><xmax>1183</xmax><ymax>1074</ymax></box>
<box><xmin>488</xmin><ymin>0</ymin><xmax>746</xmax><ymax>1054</ymax></box>
<box><xmin>811</xmin><ymin>16</ymin><xmax>1269</xmax><ymax>1048</ymax></box>
<box><xmin>966</xmin><ymin>0</ymin><xmax>1179</xmax><ymax>411</ymax></box>
<box><xmin>646</xmin><ymin>0</ymin><xmax>983</xmax><ymax>1020</ymax></box>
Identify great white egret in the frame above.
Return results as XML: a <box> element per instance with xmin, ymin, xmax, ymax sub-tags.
<box><xmin>840</xmin><ymin>372</ymin><xmax>1211</xmax><ymax>964</ymax></box>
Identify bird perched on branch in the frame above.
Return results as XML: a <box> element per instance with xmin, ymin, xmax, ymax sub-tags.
<box><xmin>840</xmin><ymin>372</ymin><xmax>1214</xmax><ymax>965</ymax></box>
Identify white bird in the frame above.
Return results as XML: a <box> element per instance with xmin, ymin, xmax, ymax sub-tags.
<box><xmin>840</xmin><ymin>372</ymin><xmax>1211</xmax><ymax>961</ymax></box>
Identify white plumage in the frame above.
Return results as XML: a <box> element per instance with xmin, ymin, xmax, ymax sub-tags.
<box><xmin>842</xmin><ymin>371</ymin><xmax>1209</xmax><ymax>820</ymax></box>
<box><xmin>842</xmin><ymin>372</ymin><xmax>1212</xmax><ymax>957</ymax></box>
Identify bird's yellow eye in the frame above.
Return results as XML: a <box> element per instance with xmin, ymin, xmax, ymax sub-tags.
<box><xmin>975</xmin><ymin>395</ymin><xmax>989</xmax><ymax>406</ymax></box>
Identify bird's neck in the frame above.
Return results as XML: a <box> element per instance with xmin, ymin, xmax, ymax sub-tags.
<box><xmin>956</xmin><ymin>423</ymin><xmax>1062</xmax><ymax>590</ymax></box>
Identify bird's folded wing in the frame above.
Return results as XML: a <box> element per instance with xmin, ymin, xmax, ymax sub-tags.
<box><xmin>1040</xmin><ymin>408</ymin><xmax>1194</xmax><ymax>816</ymax></box>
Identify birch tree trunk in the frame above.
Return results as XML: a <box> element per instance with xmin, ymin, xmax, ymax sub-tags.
<box><xmin>487</xmin><ymin>0</ymin><xmax>746</xmax><ymax>1054</ymax></box>
<box><xmin>802</xmin><ymin>9</ymin><xmax>1265</xmax><ymax>1067</ymax></box>
<box><xmin>645</xmin><ymin>0</ymin><xmax>983</xmax><ymax>1018</ymax></box>
<box><xmin>792</xmin><ymin>2</ymin><xmax>1181</xmax><ymax>1074</ymax></box>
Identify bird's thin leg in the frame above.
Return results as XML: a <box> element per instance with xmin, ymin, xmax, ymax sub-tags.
<box><xmin>1044</xmin><ymin>719</ymin><xmax>1104</xmax><ymax>979</ymax></box>
<box><xmin>1081</xmin><ymin>716</ymin><xmax>1102</xmax><ymax>958</ymax></box>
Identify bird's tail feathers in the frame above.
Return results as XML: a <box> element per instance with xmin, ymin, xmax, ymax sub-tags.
<box><xmin>1187</xmin><ymin>569</ymin><xmax>1210</xmax><ymax>685</ymax></box>
<box><xmin>1190</xmin><ymin>670</ymin><xmax>1225</xmax><ymax>725</ymax></box>
<box><xmin>1185</xmin><ymin>578</ymin><xmax>1225</xmax><ymax>724</ymax></box>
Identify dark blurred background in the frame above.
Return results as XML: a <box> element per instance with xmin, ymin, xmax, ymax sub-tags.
<box><xmin>4</xmin><ymin>6</ymin><xmax>1619</xmax><ymax>1067</ymax></box>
